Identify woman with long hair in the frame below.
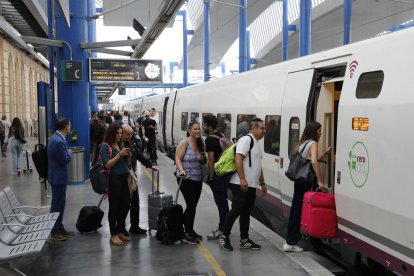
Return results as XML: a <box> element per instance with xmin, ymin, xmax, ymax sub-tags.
<box><xmin>283</xmin><ymin>121</ymin><xmax>330</xmax><ymax>253</ymax></box>
<box><xmin>175</xmin><ymin>121</ymin><xmax>207</xmax><ymax>245</ymax></box>
<box><xmin>8</xmin><ymin>117</ymin><xmax>25</xmax><ymax>175</ymax></box>
<box><xmin>100</xmin><ymin>123</ymin><xmax>132</xmax><ymax>246</ymax></box>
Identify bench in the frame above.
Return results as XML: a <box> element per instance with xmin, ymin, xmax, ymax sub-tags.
<box><xmin>0</xmin><ymin>189</ymin><xmax>59</xmax><ymax>275</ymax></box>
<box><xmin>3</xmin><ymin>186</ymin><xmax>59</xmax><ymax>224</ymax></box>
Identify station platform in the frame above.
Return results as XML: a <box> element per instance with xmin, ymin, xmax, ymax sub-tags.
<box><xmin>0</xmin><ymin>137</ymin><xmax>336</xmax><ymax>276</ymax></box>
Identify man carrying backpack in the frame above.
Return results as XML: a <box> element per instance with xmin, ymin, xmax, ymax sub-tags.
<box><xmin>203</xmin><ymin>115</ymin><xmax>231</xmax><ymax>240</ymax></box>
<box><xmin>219</xmin><ymin>118</ymin><xmax>267</xmax><ymax>251</ymax></box>
<box><xmin>1</xmin><ymin>115</ymin><xmax>11</xmax><ymax>157</ymax></box>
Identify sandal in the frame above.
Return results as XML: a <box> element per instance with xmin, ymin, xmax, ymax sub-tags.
<box><xmin>110</xmin><ymin>235</ymin><xmax>124</xmax><ymax>246</ymax></box>
<box><xmin>118</xmin><ymin>233</ymin><xmax>131</xmax><ymax>242</ymax></box>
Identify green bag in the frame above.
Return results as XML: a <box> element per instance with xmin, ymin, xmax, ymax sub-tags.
<box><xmin>214</xmin><ymin>135</ymin><xmax>254</xmax><ymax>177</ymax></box>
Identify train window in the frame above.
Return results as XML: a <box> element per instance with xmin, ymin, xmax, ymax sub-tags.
<box><xmin>236</xmin><ymin>114</ymin><xmax>256</xmax><ymax>140</ymax></box>
<box><xmin>356</xmin><ymin>71</ymin><xmax>384</xmax><ymax>99</ymax></box>
<box><xmin>288</xmin><ymin>117</ymin><xmax>300</xmax><ymax>157</ymax></box>
<box><xmin>181</xmin><ymin>112</ymin><xmax>188</xmax><ymax>131</ymax></box>
<box><xmin>217</xmin><ymin>113</ymin><xmax>232</xmax><ymax>139</ymax></box>
<box><xmin>201</xmin><ymin>113</ymin><xmax>213</xmax><ymax>137</ymax></box>
<box><xmin>264</xmin><ymin>115</ymin><xmax>281</xmax><ymax>156</ymax></box>
<box><xmin>190</xmin><ymin>112</ymin><xmax>199</xmax><ymax>123</ymax></box>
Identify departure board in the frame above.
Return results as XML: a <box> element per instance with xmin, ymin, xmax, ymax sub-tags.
<box><xmin>89</xmin><ymin>58</ymin><xmax>163</xmax><ymax>82</ymax></box>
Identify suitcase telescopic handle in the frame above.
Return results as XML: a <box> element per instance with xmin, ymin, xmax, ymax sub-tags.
<box><xmin>175</xmin><ymin>178</ymin><xmax>183</xmax><ymax>203</ymax></box>
<box><xmin>151</xmin><ymin>169</ymin><xmax>160</xmax><ymax>193</ymax></box>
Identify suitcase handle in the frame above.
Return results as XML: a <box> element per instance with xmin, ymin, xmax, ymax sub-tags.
<box><xmin>151</xmin><ymin>170</ymin><xmax>160</xmax><ymax>193</ymax></box>
<box><xmin>175</xmin><ymin>178</ymin><xmax>183</xmax><ymax>203</ymax></box>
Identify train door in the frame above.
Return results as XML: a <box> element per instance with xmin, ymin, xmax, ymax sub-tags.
<box><xmin>279</xmin><ymin>69</ymin><xmax>315</xmax><ymax>219</ymax></box>
<box><xmin>162</xmin><ymin>96</ymin><xmax>169</xmax><ymax>149</ymax></box>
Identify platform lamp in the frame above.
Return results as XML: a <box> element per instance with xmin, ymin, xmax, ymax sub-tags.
<box><xmin>133</xmin><ymin>18</ymin><xmax>146</xmax><ymax>37</ymax></box>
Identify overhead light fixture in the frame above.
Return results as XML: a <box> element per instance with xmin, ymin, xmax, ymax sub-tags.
<box><xmin>133</xmin><ymin>18</ymin><xmax>146</xmax><ymax>37</ymax></box>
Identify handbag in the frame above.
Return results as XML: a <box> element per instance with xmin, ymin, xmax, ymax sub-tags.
<box><xmin>89</xmin><ymin>145</ymin><xmax>112</xmax><ymax>194</ymax></box>
<box><xmin>121</xmin><ymin>159</ymin><xmax>138</xmax><ymax>196</ymax></box>
<box><xmin>285</xmin><ymin>141</ymin><xmax>316</xmax><ymax>183</ymax></box>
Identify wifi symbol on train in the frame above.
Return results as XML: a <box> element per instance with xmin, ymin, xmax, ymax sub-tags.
<box><xmin>349</xmin><ymin>60</ymin><xmax>359</xmax><ymax>78</ymax></box>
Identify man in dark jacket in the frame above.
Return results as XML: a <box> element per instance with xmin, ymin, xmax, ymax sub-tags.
<box><xmin>122</xmin><ymin>125</ymin><xmax>157</xmax><ymax>234</ymax></box>
<box><xmin>47</xmin><ymin>118</ymin><xmax>73</xmax><ymax>241</ymax></box>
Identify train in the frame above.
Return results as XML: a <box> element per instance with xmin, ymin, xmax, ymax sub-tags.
<box><xmin>114</xmin><ymin>26</ymin><xmax>414</xmax><ymax>275</ymax></box>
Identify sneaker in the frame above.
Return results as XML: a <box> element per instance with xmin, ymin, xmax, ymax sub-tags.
<box><xmin>219</xmin><ymin>235</ymin><xmax>233</xmax><ymax>251</ymax></box>
<box><xmin>191</xmin><ymin>231</ymin><xmax>203</xmax><ymax>241</ymax></box>
<box><xmin>51</xmin><ymin>234</ymin><xmax>67</xmax><ymax>241</ymax></box>
<box><xmin>283</xmin><ymin>243</ymin><xmax>304</xmax><ymax>253</ymax></box>
<box><xmin>207</xmin><ymin>229</ymin><xmax>222</xmax><ymax>240</ymax></box>
<box><xmin>240</xmin><ymin>239</ymin><xmax>261</xmax><ymax>250</ymax></box>
<box><xmin>182</xmin><ymin>233</ymin><xmax>199</xmax><ymax>245</ymax></box>
<box><xmin>129</xmin><ymin>226</ymin><xmax>147</xmax><ymax>234</ymax></box>
<box><xmin>60</xmin><ymin>229</ymin><xmax>75</xmax><ymax>237</ymax></box>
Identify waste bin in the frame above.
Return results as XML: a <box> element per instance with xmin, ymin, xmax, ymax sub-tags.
<box><xmin>68</xmin><ymin>146</ymin><xmax>85</xmax><ymax>183</ymax></box>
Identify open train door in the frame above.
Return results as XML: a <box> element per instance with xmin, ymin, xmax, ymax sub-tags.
<box><xmin>279</xmin><ymin>69</ymin><xmax>316</xmax><ymax>220</ymax></box>
<box><xmin>162</xmin><ymin>96</ymin><xmax>169</xmax><ymax>150</ymax></box>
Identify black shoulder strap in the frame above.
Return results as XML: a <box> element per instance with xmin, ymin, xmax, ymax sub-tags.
<box><xmin>247</xmin><ymin>135</ymin><xmax>254</xmax><ymax>167</ymax></box>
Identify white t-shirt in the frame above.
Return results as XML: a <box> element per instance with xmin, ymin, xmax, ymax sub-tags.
<box><xmin>1</xmin><ymin>120</ymin><xmax>11</xmax><ymax>141</ymax></box>
<box><xmin>229</xmin><ymin>134</ymin><xmax>263</xmax><ymax>188</ymax></box>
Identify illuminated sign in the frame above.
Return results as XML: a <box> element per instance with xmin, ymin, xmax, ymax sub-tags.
<box><xmin>89</xmin><ymin>58</ymin><xmax>162</xmax><ymax>83</ymax></box>
<box><xmin>352</xmin><ymin>117</ymin><xmax>369</xmax><ymax>131</ymax></box>
<box><xmin>62</xmin><ymin>61</ymin><xmax>82</xmax><ymax>81</ymax></box>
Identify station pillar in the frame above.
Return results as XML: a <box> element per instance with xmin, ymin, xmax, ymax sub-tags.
<box><xmin>88</xmin><ymin>0</ymin><xmax>98</xmax><ymax>112</ymax></box>
<box><xmin>55</xmin><ymin>1</ymin><xmax>90</xmax><ymax>180</ymax></box>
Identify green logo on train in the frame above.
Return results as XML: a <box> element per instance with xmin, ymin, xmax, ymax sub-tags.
<box><xmin>348</xmin><ymin>141</ymin><xmax>369</xmax><ymax>188</ymax></box>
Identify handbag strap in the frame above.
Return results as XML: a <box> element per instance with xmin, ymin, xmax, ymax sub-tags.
<box><xmin>299</xmin><ymin>140</ymin><xmax>313</xmax><ymax>158</ymax></box>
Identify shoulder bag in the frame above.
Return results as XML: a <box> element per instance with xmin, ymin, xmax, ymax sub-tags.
<box><xmin>90</xmin><ymin>145</ymin><xmax>112</xmax><ymax>194</ymax></box>
<box><xmin>285</xmin><ymin>140</ymin><xmax>316</xmax><ymax>183</ymax></box>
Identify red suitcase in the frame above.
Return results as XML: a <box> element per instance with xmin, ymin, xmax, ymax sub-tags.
<box><xmin>300</xmin><ymin>191</ymin><xmax>337</xmax><ymax>239</ymax></box>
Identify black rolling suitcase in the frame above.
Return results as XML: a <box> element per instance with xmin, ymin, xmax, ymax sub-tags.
<box><xmin>156</xmin><ymin>179</ymin><xmax>184</xmax><ymax>245</ymax></box>
<box><xmin>148</xmin><ymin>170</ymin><xmax>173</xmax><ymax>231</ymax></box>
<box><xmin>76</xmin><ymin>195</ymin><xmax>105</xmax><ymax>234</ymax></box>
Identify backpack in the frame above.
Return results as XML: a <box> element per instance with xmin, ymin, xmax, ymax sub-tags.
<box><xmin>210</xmin><ymin>133</ymin><xmax>233</xmax><ymax>153</ymax></box>
<box><xmin>214</xmin><ymin>135</ymin><xmax>254</xmax><ymax>177</ymax></box>
<box><xmin>32</xmin><ymin>144</ymin><xmax>48</xmax><ymax>179</ymax></box>
<box><xmin>0</xmin><ymin>121</ymin><xmax>4</xmax><ymax>136</ymax></box>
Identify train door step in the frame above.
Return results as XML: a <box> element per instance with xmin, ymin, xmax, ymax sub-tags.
<box><xmin>305</xmin><ymin>251</ymin><xmax>347</xmax><ymax>275</ymax></box>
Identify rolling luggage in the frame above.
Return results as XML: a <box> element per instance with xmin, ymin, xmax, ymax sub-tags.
<box><xmin>301</xmin><ymin>191</ymin><xmax>337</xmax><ymax>239</ymax></box>
<box><xmin>148</xmin><ymin>170</ymin><xmax>173</xmax><ymax>231</ymax></box>
<box><xmin>156</xmin><ymin>178</ymin><xmax>184</xmax><ymax>245</ymax></box>
<box><xmin>76</xmin><ymin>195</ymin><xmax>105</xmax><ymax>234</ymax></box>
<box><xmin>21</xmin><ymin>150</ymin><xmax>33</xmax><ymax>173</ymax></box>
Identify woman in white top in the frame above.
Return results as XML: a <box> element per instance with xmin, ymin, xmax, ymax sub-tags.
<box><xmin>283</xmin><ymin>121</ymin><xmax>331</xmax><ymax>253</ymax></box>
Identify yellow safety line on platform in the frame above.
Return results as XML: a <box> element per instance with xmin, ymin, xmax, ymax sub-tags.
<box><xmin>141</xmin><ymin>167</ymin><xmax>226</xmax><ymax>276</ymax></box>
<box><xmin>198</xmin><ymin>241</ymin><xmax>226</xmax><ymax>276</ymax></box>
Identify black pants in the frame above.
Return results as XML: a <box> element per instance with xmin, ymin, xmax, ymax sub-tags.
<box><xmin>208</xmin><ymin>176</ymin><xmax>229</xmax><ymax>231</ymax></box>
<box><xmin>129</xmin><ymin>189</ymin><xmax>140</xmax><ymax>227</ymax></box>
<box><xmin>286</xmin><ymin>181</ymin><xmax>312</xmax><ymax>245</ymax></box>
<box><xmin>146</xmin><ymin>135</ymin><xmax>157</xmax><ymax>162</ymax></box>
<box><xmin>223</xmin><ymin>184</ymin><xmax>256</xmax><ymax>240</ymax></box>
<box><xmin>178</xmin><ymin>179</ymin><xmax>202</xmax><ymax>234</ymax></box>
<box><xmin>108</xmin><ymin>174</ymin><xmax>130</xmax><ymax>236</ymax></box>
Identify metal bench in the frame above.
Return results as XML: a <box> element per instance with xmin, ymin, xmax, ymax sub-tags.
<box><xmin>0</xmin><ymin>190</ymin><xmax>56</xmax><ymax>276</ymax></box>
<box><xmin>0</xmin><ymin>192</ymin><xmax>56</xmax><ymax>233</ymax></box>
<box><xmin>3</xmin><ymin>186</ymin><xmax>59</xmax><ymax>224</ymax></box>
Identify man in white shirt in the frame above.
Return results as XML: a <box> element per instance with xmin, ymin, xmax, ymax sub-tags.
<box><xmin>220</xmin><ymin>118</ymin><xmax>267</xmax><ymax>251</ymax></box>
<box><xmin>1</xmin><ymin>115</ymin><xmax>11</xmax><ymax>157</ymax></box>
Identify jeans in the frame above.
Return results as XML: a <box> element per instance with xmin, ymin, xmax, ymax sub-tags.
<box><xmin>11</xmin><ymin>138</ymin><xmax>23</xmax><ymax>172</ymax></box>
<box><xmin>286</xmin><ymin>181</ymin><xmax>312</xmax><ymax>245</ymax></box>
<box><xmin>178</xmin><ymin>178</ymin><xmax>202</xmax><ymax>234</ymax></box>
<box><xmin>222</xmin><ymin>184</ymin><xmax>256</xmax><ymax>239</ymax></box>
<box><xmin>208</xmin><ymin>176</ymin><xmax>229</xmax><ymax>231</ymax></box>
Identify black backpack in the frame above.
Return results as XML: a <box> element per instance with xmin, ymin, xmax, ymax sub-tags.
<box><xmin>32</xmin><ymin>144</ymin><xmax>48</xmax><ymax>179</ymax></box>
<box><xmin>0</xmin><ymin>121</ymin><xmax>4</xmax><ymax>136</ymax></box>
<box><xmin>155</xmin><ymin>203</ymin><xmax>184</xmax><ymax>245</ymax></box>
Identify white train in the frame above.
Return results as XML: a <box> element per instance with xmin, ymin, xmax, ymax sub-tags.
<box><xmin>126</xmin><ymin>26</ymin><xmax>414</xmax><ymax>275</ymax></box>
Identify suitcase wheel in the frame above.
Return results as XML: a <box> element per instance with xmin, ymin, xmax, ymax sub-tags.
<box><xmin>30</xmin><ymin>169</ymin><xmax>33</xmax><ymax>172</ymax></box>
<box><xmin>23</xmin><ymin>170</ymin><xmax>26</xmax><ymax>173</ymax></box>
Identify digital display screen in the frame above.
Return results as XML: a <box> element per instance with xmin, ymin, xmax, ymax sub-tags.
<box><xmin>352</xmin><ymin>117</ymin><xmax>369</xmax><ymax>131</ymax></box>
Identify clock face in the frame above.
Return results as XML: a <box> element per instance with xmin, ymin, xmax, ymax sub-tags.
<box><xmin>144</xmin><ymin>63</ymin><xmax>161</xmax><ymax>79</ymax></box>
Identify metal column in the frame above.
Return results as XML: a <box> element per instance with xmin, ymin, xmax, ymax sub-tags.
<box><xmin>56</xmin><ymin>1</ymin><xmax>90</xmax><ymax>180</ymax></box>
<box><xmin>239</xmin><ymin>0</ymin><xmax>247</xmax><ymax>73</ymax></box>
<box><xmin>282</xmin><ymin>0</ymin><xmax>296</xmax><ymax>61</ymax></box>
<box><xmin>178</xmin><ymin>11</ymin><xmax>193</xmax><ymax>87</ymax></box>
<box><xmin>204</xmin><ymin>0</ymin><xmax>211</xmax><ymax>82</ymax></box>
<box><xmin>343</xmin><ymin>0</ymin><xmax>352</xmax><ymax>45</ymax></box>
<box><xmin>88</xmin><ymin>0</ymin><xmax>98</xmax><ymax>112</ymax></box>
<box><xmin>299</xmin><ymin>0</ymin><xmax>311</xmax><ymax>56</ymax></box>
<box><xmin>47</xmin><ymin>0</ymin><xmax>54</xmax><ymax>112</ymax></box>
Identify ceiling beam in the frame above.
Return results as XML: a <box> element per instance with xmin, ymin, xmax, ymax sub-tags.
<box><xmin>88</xmin><ymin>48</ymin><xmax>133</xmax><ymax>56</ymax></box>
<box><xmin>80</xmin><ymin>39</ymin><xmax>140</xmax><ymax>49</ymax></box>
